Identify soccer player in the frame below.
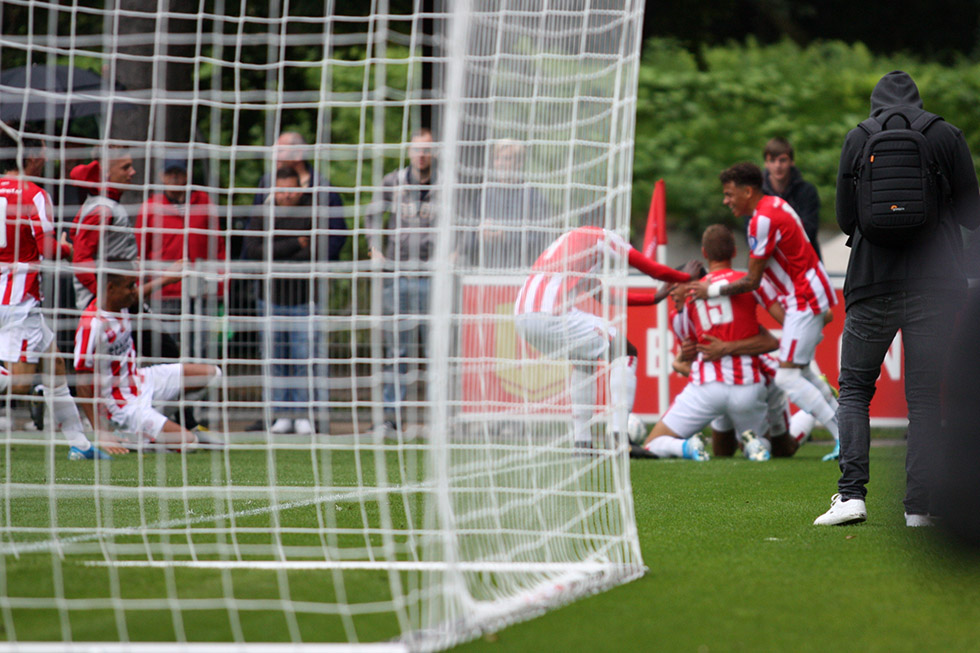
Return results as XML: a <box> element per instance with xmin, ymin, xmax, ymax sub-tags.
<box><xmin>642</xmin><ymin>225</ymin><xmax>772</xmax><ymax>461</ymax></box>
<box><xmin>513</xmin><ymin>225</ymin><xmax>690</xmax><ymax>449</ymax></box>
<box><xmin>0</xmin><ymin>130</ymin><xmax>121</xmax><ymax>459</ymax></box>
<box><xmin>689</xmin><ymin>162</ymin><xmax>841</xmax><ymax>461</ymax></box>
<box><xmin>74</xmin><ymin>264</ymin><xmax>222</xmax><ymax>451</ymax></box>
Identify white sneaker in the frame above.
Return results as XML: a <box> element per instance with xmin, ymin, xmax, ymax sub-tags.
<box><xmin>681</xmin><ymin>436</ymin><xmax>710</xmax><ymax>461</ymax></box>
<box><xmin>905</xmin><ymin>513</ymin><xmax>935</xmax><ymax>527</ymax></box>
<box><xmin>270</xmin><ymin>418</ymin><xmax>293</xmax><ymax>434</ymax></box>
<box><xmin>814</xmin><ymin>493</ymin><xmax>867</xmax><ymax>526</ymax></box>
<box><xmin>294</xmin><ymin>418</ymin><xmax>314</xmax><ymax>435</ymax></box>
<box><xmin>740</xmin><ymin>430</ymin><xmax>771</xmax><ymax>462</ymax></box>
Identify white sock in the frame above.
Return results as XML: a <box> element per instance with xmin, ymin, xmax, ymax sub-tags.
<box><xmin>789</xmin><ymin>410</ymin><xmax>816</xmax><ymax>443</ymax></box>
<box><xmin>47</xmin><ymin>384</ymin><xmax>91</xmax><ymax>451</ymax></box>
<box><xmin>774</xmin><ymin>367</ymin><xmax>839</xmax><ymax>441</ymax></box>
<box><xmin>803</xmin><ymin>366</ymin><xmax>838</xmax><ymax>412</ymax></box>
<box><xmin>608</xmin><ymin>356</ymin><xmax>637</xmax><ymax>435</ymax></box>
<box><xmin>645</xmin><ymin>435</ymin><xmax>685</xmax><ymax>458</ymax></box>
<box><xmin>570</xmin><ymin>366</ymin><xmax>594</xmax><ymax>445</ymax></box>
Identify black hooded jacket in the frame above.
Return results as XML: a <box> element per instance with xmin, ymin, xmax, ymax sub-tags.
<box><xmin>835</xmin><ymin>70</ymin><xmax>980</xmax><ymax>307</ymax></box>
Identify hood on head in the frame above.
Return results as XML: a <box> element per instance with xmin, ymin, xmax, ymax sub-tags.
<box><xmin>70</xmin><ymin>160</ymin><xmax>102</xmax><ymax>195</ymax></box>
<box><xmin>69</xmin><ymin>160</ymin><xmax>123</xmax><ymax>201</ymax></box>
<box><xmin>870</xmin><ymin>71</ymin><xmax>922</xmax><ymax>117</ymax></box>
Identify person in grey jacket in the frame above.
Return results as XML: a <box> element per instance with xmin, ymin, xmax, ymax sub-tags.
<box><xmin>814</xmin><ymin>70</ymin><xmax>980</xmax><ymax>527</ymax></box>
<box><xmin>366</xmin><ymin>129</ymin><xmax>438</xmax><ymax>436</ymax></box>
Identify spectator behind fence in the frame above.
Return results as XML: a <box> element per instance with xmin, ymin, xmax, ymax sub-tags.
<box><xmin>252</xmin><ymin>132</ymin><xmax>346</xmax><ymax>261</ymax></box>
<box><xmin>243</xmin><ymin>167</ymin><xmax>318</xmax><ymax>436</ymax></box>
<box><xmin>466</xmin><ymin>139</ymin><xmax>553</xmax><ymax>269</ymax></box>
<box><xmin>761</xmin><ymin>137</ymin><xmax>823</xmax><ymax>260</ymax></box>
<box><xmin>134</xmin><ymin>158</ymin><xmax>225</xmax><ymax>428</ymax></box>
<box><xmin>366</xmin><ymin>128</ymin><xmax>439</xmax><ymax>438</ymax></box>
<box><xmin>135</xmin><ymin>158</ymin><xmax>225</xmax><ymax>317</ymax></box>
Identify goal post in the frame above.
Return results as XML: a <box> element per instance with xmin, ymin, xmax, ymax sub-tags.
<box><xmin>0</xmin><ymin>1</ymin><xmax>647</xmax><ymax>649</ymax></box>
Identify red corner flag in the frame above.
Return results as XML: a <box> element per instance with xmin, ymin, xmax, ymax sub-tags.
<box><xmin>643</xmin><ymin>179</ymin><xmax>667</xmax><ymax>259</ymax></box>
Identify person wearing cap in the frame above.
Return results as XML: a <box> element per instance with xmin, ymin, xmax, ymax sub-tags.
<box><xmin>134</xmin><ymin>158</ymin><xmax>224</xmax><ymax>318</ymax></box>
<box><xmin>134</xmin><ymin>158</ymin><xmax>224</xmax><ymax>432</ymax></box>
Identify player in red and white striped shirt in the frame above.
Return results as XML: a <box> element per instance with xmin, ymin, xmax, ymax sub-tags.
<box><xmin>513</xmin><ymin>226</ymin><xmax>690</xmax><ymax>448</ymax></box>
<box><xmin>643</xmin><ymin>225</ymin><xmax>771</xmax><ymax>460</ymax></box>
<box><xmin>0</xmin><ymin>130</ymin><xmax>116</xmax><ymax>459</ymax></box>
<box><xmin>74</xmin><ymin>264</ymin><xmax>221</xmax><ymax>450</ymax></box>
<box><xmin>690</xmin><ymin>163</ymin><xmax>841</xmax><ymax>459</ymax></box>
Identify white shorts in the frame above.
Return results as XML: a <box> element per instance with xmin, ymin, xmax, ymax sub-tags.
<box><xmin>778</xmin><ymin>309</ymin><xmax>826</xmax><ymax>365</ymax></box>
<box><xmin>663</xmin><ymin>381</ymin><xmax>767</xmax><ymax>439</ymax></box>
<box><xmin>0</xmin><ymin>300</ymin><xmax>54</xmax><ymax>365</ymax></box>
<box><xmin>711</xmin><ymin>381</ymin><xmax>789</xmax><ymax>437</ymax></box>
<box><xmin>514</xmin><ymin>310</ymin><xmax>610</xmax><ymax>363</ymax></box>
<box><xmin>108</xmin><ymin>364</ymin><xmax>183</xmax><ymax>439</ymax></box>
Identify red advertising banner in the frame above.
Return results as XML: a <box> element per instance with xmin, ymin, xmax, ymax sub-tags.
<box><xmin>461</xmin><ymin>276</ymin><xmax>909</xmax><ymax>426</ymax></box>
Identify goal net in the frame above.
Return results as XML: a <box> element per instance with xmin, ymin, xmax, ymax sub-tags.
<box><xmin>0</xmin><ymin>1</ymin><xmax>645</xmax><ymax>649</ymax></box>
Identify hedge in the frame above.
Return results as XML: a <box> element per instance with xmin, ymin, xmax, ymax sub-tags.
<box><xmin>632</xmin><ymin>38</ymin><xmax>980</xmax><ymax>239</ymax></box>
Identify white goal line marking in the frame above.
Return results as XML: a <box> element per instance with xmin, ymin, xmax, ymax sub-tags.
<box><xmin>84</xmin><ymin>560</ymin><xmax>614</xmax><ymax>573</ymax></box>
<box><xmin>0</xmin><ymin>483</ymin><xmax>432</xmax><ymax>557</ymax></box>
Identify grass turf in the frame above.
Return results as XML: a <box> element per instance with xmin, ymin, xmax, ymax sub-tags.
<box><xmin>455</xmin><ymin>438</ymin><xmax>980</xmax><ymax>652</ymax></box>
<box><xmin>3</xmin><ymin>435</ymin><xmax>980</xmax><ymax>650</ymax></box>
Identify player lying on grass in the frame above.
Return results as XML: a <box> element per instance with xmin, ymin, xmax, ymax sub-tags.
<box><xmin>513</xmin><ymin>225</ymin><xmax>691</xmax><ymax>449</ymax></box>
<box><xmin>688</xmin><ymin>163</ymin><xmax>841</xmax><ymax>460</ymax></box>
<box><xmin>0</xmin><ymin>129</ymin><xmax>123</xmax><ymax>459</ymax></box>
<box><xmin>73</xmin><ymin>263</ymin><xmax>222</xmax><ymax>452</ymax></box>
<box><xmin>640</xmin><ymin>225</ymin><xmax>773</xmax><ymax>461</ymax></box>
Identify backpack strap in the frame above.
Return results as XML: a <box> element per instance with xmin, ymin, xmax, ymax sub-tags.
<box><xmin>909</xmin><ymin>111</ymin><xmax>943</xmax><ymax>134</ymax></box>
<box><xmin>857</xmin><ymin>116</ymin><xmax>882</xmax><ymax>136</ymax></box>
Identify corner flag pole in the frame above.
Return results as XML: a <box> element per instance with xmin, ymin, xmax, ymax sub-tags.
<box><xmin>643</xmin><ymin>180</ymin><xmax>670</xmax><ymax>420</ymax></box>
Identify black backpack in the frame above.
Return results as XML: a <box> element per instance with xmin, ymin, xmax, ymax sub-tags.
<box><xmin>853</xmin><ymin>108</ymin><xmax>946</xmax><ymax>247</ymax></box>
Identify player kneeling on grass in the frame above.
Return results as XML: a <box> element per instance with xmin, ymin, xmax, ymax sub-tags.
<box><xmin>641</xmin><ymin>225</ymin><xmax>772</xmax><ymax>461</ymax></box>
<box><xmin>74</xmin><ymin>264</ymin><xmax>221</xmax><ymax>452</ymax></box>
<box><xmin>514</xmin><ymin>226</ymin><xmax>690</xmax><ymax>450</ymax></box>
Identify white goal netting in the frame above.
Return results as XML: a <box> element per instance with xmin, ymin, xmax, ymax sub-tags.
<box><xmin>0</xmin><ymin>1</ymin><xmax>645</xmax><ymax>650</ymax></box>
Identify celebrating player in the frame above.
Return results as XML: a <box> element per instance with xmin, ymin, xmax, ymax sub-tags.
<box><xmin>74</xmin><ymin>263</ymin><xmax>222</xmax><ymax>451</ymax></box>
<box><xmin>0</xmin><ymin>129</ymin><xmax>120</xmax><ymax>459</ymax></box>
<box><xmin>642</xmin><ymin>225</ymin><xmax>772</xmax><ymax>461</ymax></box>
<box><xmin>689</xmin><ymin>162</ymin><xmax>841</xmax><ymax>460</ymax></box>
<box><xmin>513</xmin><ymin>225</ymin><xmax>690</xmax><ymax>450</ymax></box>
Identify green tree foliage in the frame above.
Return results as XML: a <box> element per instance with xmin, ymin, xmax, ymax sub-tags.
<box><xmin>632</xmin><ymin>38</ymin><xmax>980</xmax><ymax>239</ymax></box>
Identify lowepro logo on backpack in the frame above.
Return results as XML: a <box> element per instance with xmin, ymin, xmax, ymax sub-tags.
<box><xmin>853</xmin><ymin>108</ymin><xmax>945</xmax><ymax>247</ymax></box>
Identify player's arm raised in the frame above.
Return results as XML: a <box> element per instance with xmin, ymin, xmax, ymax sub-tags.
<box><xmin>626</xmin><ymin>248</ymin><xmax>691</xmax><ymax>284</ymax></box>
<box><xmin>689</xmin><ymin>256</ymin><xmax>766</xmax><ymax>300</ymax></box>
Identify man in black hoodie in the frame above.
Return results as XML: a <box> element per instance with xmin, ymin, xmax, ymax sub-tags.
<box><xmin>814</xmin><ymin>71</ymin><xmax>980</xmax><ymax>527</ymax></box>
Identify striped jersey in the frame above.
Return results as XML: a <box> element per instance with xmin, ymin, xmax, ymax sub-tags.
<box><xmin>514</xmin><ymin>226</ymin><xmax>629</xmax><ymax>316</ymax></box>
<box><xmin>748</xmin><ymin>195</ymin><xmax>837</xmax><ymax>314</ymax></box>
<box><xmin>0</xmin><ymin>178</ymin><xmax>53</xmax><ymax>305</ymax></box>
<box><xmin>74</xmin><ymin>299</ymin><xmax>142</xmax><ymax>419</ymax></box>
<box><xmin>683</xmin><ymin>268</ymin><xmax>767</xmax><ymax>386</ymax></box>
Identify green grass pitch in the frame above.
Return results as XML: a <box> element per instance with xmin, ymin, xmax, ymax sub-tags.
<box><xmin>2</xmin><ymin>435</ymin><xmax>980</xmax><ymax>650</ymax></box>
<box><xmin>457</xmin><ymin>438</ymin><xmax>980</xmax><ymax>652</ymax></box>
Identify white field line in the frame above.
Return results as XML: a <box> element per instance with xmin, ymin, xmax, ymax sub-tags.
<box><xmin>0</xmin><ymin>483</ymin><xmax>432</xmax><ymax>557</ymax></box>
<box><xmin>0</xmin><ymin>644</ymin><xmax>407</xmax><ymax>653</ymax></box>
<box><xmin>83</xmin><ymin>559</ymin><xmax>613</xmax><ymax>573</ymax></box>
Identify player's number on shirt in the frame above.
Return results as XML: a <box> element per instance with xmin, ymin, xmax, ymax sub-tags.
<box><xmin>694</xmin><ymin>294</ymin><xmax>733</xmax><ymax>327</ymax></box>
<box><xmin>0</xmin><ymin>197</ymin><xmax>7</xmax><ymax>249</ymax></box>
